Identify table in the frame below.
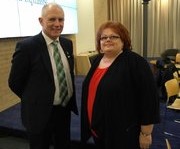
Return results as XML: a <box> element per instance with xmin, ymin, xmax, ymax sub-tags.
<box><xmin>75</xmin><ymin>51</ymin><xmax>97</xmax><ymax>75</ymax></box>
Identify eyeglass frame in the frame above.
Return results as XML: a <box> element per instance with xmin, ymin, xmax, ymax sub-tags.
<box><xmin>100</xmin><ymin>35</ymin><xmax>120</xmax><ymax>42</ymax></box>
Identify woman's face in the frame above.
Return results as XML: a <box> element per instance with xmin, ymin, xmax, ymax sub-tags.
<box><xmin>100</xmin><ymin>28</ymin><xmax>124</xmax><ymax>55</ymax></box>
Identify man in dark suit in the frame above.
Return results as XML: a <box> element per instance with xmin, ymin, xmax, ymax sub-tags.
<box><xmin>8</xmin><ymin>2</ymin><xmax>78</xmax><ymax>149</ymax></box>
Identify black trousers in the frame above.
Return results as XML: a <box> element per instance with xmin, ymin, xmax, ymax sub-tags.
<box><xmin>28</xmin><ymin>105</ymin><xmax>71</xmax><ymax>149</ymax></box>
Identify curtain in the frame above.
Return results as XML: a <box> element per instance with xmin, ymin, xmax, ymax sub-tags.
<box><xmin>107</xmin><ymin>0</ymin><xmax>180</xmax><ymax>58</ymax></box>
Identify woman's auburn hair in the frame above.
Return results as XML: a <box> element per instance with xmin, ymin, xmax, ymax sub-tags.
<box><xmin>96</xmin><ymin>21</ymin><xmax>132</xmax><ymax>53</ymax></box>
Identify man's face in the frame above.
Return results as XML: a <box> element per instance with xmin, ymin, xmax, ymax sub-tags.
<box><xmin>39</xmin><ymin>5</ymin><xmax>64</xmax><ymax>40</ymax></box>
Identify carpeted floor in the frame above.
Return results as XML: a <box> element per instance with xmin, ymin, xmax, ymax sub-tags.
<box><xmin>0</xmin><ymin>75</ymin><xmax>180</xmax><ymax>149</ymax></box>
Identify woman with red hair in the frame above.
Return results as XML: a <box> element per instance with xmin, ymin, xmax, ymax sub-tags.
<box><xmin>81</xmin><ymin>21</ymin><xmax>160</xmax><ymax>149</ymax></box>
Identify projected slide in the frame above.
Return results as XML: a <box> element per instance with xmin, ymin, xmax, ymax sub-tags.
<box><xmin>0</xmin><ymin>0</ymin><xmax>78</xmax><ymax>38</ymax></box>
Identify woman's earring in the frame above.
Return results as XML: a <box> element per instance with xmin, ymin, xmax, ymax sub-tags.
<box><xmin>100</xmin><ymin>49</ymin><xmax>104</xmax><ymax>53</ymax></box>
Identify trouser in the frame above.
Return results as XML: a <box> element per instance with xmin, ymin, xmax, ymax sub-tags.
<box><xmin>28</xmin><ymin>105</ymin><xmax>71</xmax><ymax>149</ymax></box>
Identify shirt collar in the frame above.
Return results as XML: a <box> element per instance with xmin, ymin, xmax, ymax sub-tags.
<box><xmin>42</xmin><ymin>31</ymin><xmax>59</xmax><ymax>45</ymax></box>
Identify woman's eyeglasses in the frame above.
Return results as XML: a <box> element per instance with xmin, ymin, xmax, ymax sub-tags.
<box><xmin>100</xmin><ymin>35</ymin><xmax>120</xmax><ymax>41</ymax></box>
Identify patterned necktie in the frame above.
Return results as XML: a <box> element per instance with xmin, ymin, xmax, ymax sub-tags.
<box><xmin>52</xmin><ymin>41</ymin><xmax>69</xmax><ymax>105</ymax></box>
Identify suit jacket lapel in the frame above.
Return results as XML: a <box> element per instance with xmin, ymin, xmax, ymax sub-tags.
<box><xmin>35</xmin><ymin>33</ymin><xmax>54</xmax><ymax>82</ymax></box>
<box><xmin>59</xmin><ymin>37</ymin><xmax>73</xmax><ymax>71</ymax></box>
<box><xmin>59</xmin><ymin>38</ymin><xmax>70</xmax><ymax>59</ymax></box>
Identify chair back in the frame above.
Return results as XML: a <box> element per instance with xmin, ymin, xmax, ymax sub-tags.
<box><xmin>175</xmin><ymin>53</ymin><xmax>180</xmax><ymax>64</ymax></box>
<box><xmin>168</xmin><ymin>98</ymin><xmax>180</xmax><ymax>110</ymax></box>
<box><xmin>165</xmin><ymin>78</ymin><xmax>179</xmax><ymax>102</ymax></box>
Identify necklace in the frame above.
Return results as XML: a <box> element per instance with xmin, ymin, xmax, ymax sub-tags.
<box><xmin>102</xmin><ymin>58</ymin><xmax>113</xmax><ymax>63</ymax></box>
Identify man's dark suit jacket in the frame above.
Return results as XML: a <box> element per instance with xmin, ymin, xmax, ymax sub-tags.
<box><xmin>8</xmin><ymin>32</ymin><xmax>78</xmax><ymax>134</ymax></box>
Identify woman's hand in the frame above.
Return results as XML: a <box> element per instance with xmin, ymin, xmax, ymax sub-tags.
<box><xmin>139</xmin><ymin>132</ymin><xmax>152</xmax><ymax>149</ymax></box>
